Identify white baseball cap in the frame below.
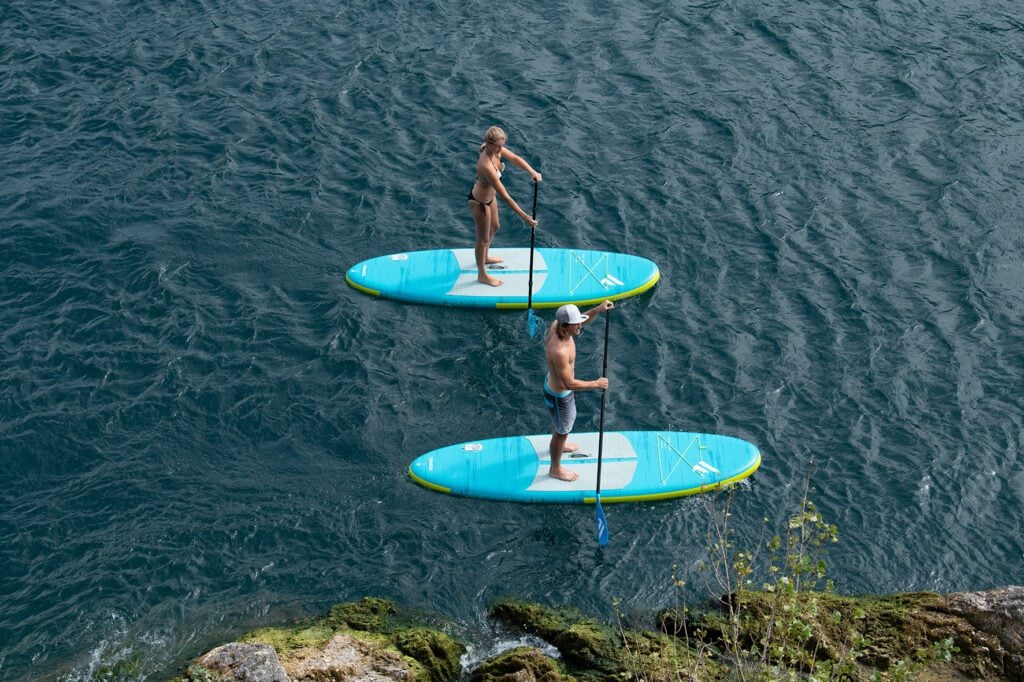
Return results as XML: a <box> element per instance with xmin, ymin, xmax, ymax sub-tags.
<box><xmin>555</xmin><ymin>304</ymin><xmax>589</xmax><ymax>324</ymax></box>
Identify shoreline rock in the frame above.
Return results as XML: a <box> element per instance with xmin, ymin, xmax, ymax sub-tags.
<box><xmin>176</xmin><ymin>587</ymin><xmax>1024</xmax><ymax>681</ymax></box>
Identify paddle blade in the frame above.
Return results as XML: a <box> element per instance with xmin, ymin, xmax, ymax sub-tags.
<box><xmin>527</xmin><ymin>309</ymin><xmax>544</xmax><ymax>339</ymax></box>
<box><xmin>596</xmin><ymin>497</ymin><xmax>609</xmax><ymax>545</ymax></box>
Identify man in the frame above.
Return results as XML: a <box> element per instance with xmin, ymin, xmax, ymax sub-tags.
<box><xmin>543</xmin><ymin>300</ymin><xmax>614</xmax><ymax>481</ymax></box>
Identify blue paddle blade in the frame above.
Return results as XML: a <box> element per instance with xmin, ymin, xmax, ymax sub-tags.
<box><xmin>527</xmin><ymin>309</ymin><xmax>544</xmax><ymax>338</ymax></box>
<box><xmin>596</xmin><ymin>498</ymin><xmax>609</xmax><ymax>545</ymax></box>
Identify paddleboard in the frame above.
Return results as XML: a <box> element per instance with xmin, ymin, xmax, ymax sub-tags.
<box><xmin>345</xmin><ymin>247</ymin><xmax>659</xmax><ymax>309</ymax></box>
<box><xmin>408</xmin><ymin>431</ymin><xmax>760</xmax><ymax>504</ymax></box>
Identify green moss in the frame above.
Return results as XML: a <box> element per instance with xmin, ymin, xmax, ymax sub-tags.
<box><xmin>319</xmin><ymin>596</ymin><xmax>399</xmax><ymax>633</ymax></box>
<box><xmin>551</xmin><ymin>622</ymin><xmax>620</xmax><ymax>669</ymax></box>
<box><xmin>175</xmin><ymin>664</ymin><xmax>223</xmax><ymax>681</ymax></box>
<box><xmin>489</xmin><ymin>599</ymin><xmax>573</xmax><ymax>639</ymax></box>
<box><xmin>239</xmin><ymin>624</ymin><xmax>334</xmax><ymax>654</ymax></box>
<box><xmin>470</xmin><ymin>646</ymin><xmax>564</xmax><ymax>681</ymax></box>
<box><xmin>393</xmin><ymin>627</ymin><xmax>466</xmax><ymax>682</ymax></box>
<box><xmin>489</xmin><ymin>599</ymin><xmax>620</xmax><ymax>673</ymax></box>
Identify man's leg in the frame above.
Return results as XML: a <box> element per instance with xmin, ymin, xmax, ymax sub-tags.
<box><xmin>549</xmin><ymin>431</ymin><xmax>580</xmax><ymax>482</ymax></box>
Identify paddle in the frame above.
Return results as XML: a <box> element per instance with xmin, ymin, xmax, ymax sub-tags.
<box><xmin>526</xmin><ymin>181</ymin><xmax>543</xmax><ymax>338</ymax></box>
<box><xmin>595</xmin><ymin>307</ymin><xmax>611</xmax><ymax>545</ymax></box>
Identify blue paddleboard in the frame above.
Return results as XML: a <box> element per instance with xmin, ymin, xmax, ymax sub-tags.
<box><xmin>408</xmin><ymin>431</ymin><xmax>760</xmax><ymax>504</ymax></box>
<box><xmin>345</xmin><ymin>247</ymin><xmax>659</xmax><ymax>309</ymax></box>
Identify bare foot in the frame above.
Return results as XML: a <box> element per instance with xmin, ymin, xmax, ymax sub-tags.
<box><xmin>549</xmin><ymin>467</ymin><xmax>580</xmax><ymax>482</ymax></box>
<box><xmin>477</xmin><ymin>275</ymin><xmax>503</xmax><ymax>287</ymax></box>
<box><xmin>563</xmin><ymin>442</ymin><xmax>580</xmax><ymax>452</ymax></box>
<box><xmin>486</xmin><ymin>255</ymin><xmax>504</xmax><ymax>264</ymax></box>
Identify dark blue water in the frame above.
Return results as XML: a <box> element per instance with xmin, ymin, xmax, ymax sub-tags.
<box><xmin>2</xmin><ymin>0</ymin><xmax>1023</xmax><ymax>678</ymax></box>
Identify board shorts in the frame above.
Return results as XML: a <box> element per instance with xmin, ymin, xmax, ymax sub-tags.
<box><xmin>543</xmin><ymin>384</ymin><xmax>577</xmax><ymax>435</ymax></box>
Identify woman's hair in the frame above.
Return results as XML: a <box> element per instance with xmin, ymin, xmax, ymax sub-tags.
<box><xmin>484</xmin><ymin>126</ymin><xmax>507</xmax><ymax>145</ymax></box>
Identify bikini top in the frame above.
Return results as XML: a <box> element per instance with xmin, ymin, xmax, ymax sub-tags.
<box><xmin>476</xmin><ymin>153</ymin><xmax>504</xmax><ymax>187</ymax></box>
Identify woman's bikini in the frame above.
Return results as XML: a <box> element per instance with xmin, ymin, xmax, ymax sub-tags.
<box><xmin>468</xmin><ymin>153</ymin><xmax>504</xmax><ymax>207</ymax></box>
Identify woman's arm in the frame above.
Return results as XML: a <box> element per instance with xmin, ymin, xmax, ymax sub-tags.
<box><xmin>500</xmin><ymin>148</ymin><xmax>542</xmax><ymax>183</ymax></box>
<box><xmin>487</xmin><ymin>167</ymin><xmax>536</xmax><ymax>226</ymax></box>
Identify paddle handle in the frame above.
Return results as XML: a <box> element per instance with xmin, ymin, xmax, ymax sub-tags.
<box><xmin>595</xmin><ymin>309</ymin><xmax>611</xmax><ymax>496</ymax></box>
<box><xmin>527</xmin><ymin>181</ymin><xmax>538</xmax><ymax>310</ymax></box>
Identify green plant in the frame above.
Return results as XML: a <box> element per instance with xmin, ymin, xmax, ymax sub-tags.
<box><xmin>615</xmin><ymin>464</ymin><xmax>966</xmax><ymax>680</ymax></box>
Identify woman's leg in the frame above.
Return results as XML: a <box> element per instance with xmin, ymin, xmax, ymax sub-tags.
<box><xmin>486</xmin><ymin>203</ymin><xmax>502</xmax><ymax>264</ymax></box>
<box><xmin>470</xmin><ymin>200</ymin><xmax>502</xmax><ymax>286</ymax></box>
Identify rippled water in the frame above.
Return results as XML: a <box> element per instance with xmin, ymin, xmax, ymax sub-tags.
<box><xmin>2</xmin><ymin>0</ymin><xmax>1023</xmax><ymax>678</ymax></box>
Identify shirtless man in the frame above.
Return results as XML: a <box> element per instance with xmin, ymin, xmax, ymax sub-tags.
<box><xmin>543</xmin><ymin>301</ymin><xmax>614</xmax><ymax>481</ymax></box>
<box><xmin>467</xmin><ymin>126</ymin><xmax>541</xmax><ymax>287</ymax></box>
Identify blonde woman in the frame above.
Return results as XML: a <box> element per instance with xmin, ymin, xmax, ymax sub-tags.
<box><xmin>467</xmin><ymin>126</ymin><xmax>542</xmax><ymax>287</ymax></box>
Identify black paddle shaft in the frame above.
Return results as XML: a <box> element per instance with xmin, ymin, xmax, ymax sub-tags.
<box><xmin>595</xmin><ymin>309</ymin><xmax>610</xmax><ymax>496</ymax></box>
<box><xmin>527</xmin><ymin>181</ymin><xmax>538</xmax><ymax>310</ymax></box>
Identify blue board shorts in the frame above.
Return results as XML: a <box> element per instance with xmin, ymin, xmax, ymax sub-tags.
<box><xmin>543</xmin><ymin>384</ymin><xmax>577</xmax><ymax>435</ymax></box>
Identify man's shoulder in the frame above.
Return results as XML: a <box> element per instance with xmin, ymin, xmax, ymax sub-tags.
<box><xmin>546</xmin><ymin>336</ymin><xmax>573</xmax><ymax>357</ymax></box>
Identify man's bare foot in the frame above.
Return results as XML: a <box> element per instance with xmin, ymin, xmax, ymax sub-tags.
<box><xmin>563</xmin><ymin>442</ymin><xmax>580</xmax><ymax>452</ymax></box>
<box><xmin>478</xmin><ymin>275</ymin><xmax>503</xmax><ymax>287</ymax></box>
<box><xmin>486</xmin><ymin>255</ymin><xmax>504</xmax><ymax>264</ymax></box>
<box><xmin>549</xmin><ymin>467</ymin><xmax>580</xmax><ymax>482</ymax></box>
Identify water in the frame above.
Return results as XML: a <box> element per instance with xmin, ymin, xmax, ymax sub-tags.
<box><xmin>2</xmin><ymin>0</ymin><xmax>1023</xmax><ymax>678</ymax></box>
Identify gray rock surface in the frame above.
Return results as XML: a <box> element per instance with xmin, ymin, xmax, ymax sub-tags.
<box><xmin>197</xmin><ymin>642</ymin><xmax>289</xmax><ymax>681</ymax></box>
<box><xmin>947</xmin><ymin>586</ymin><xmax>1024</xmax><ymax>679</ymax></box>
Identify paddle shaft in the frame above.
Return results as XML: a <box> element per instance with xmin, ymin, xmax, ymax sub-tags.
<box><xmin>595</xmin><ymin>309</ymin><xmax>610</xmax><ymax>496</ymax></box>
<box><xmin>527</xmin><ymin>182</ymin><xmax>538</xmax><ymax>310</ymax></box>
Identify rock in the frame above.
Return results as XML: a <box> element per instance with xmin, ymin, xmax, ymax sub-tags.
<box><xmin>283</xmin><ymin>632</ymin><xmax>413</xmax><ymax>681</ymax></box>
<box><xmin>488</xmin><ymin>599</ymin><xmax>620</xmax><ymax>673</ymax></box>
<box><xmin>469</xmin><ymin>646</ymin><xmax>562</xmax><ymax>682</ymax></box>
<box><xmin>946</xmin><ymin>586</ymin><xmax>1024</xmax><ymax>679</ymax></box>
<box><xmin>392</xmin><ymin>627</ymin><xmax>465</xmax><ymax>681</ymax></box>
<box><xmin>321</xmin><ymin>597</ymin><xmax>400</xmax><ymax>633</ymax></box>
<box><xmin>184</xmin><ymin>590</ymin><xmax>1024</xmax><ymax>682</ymax></box>
<box><xmin>196</xmin><ymin>642</ymin><xmax>289</xmax><ymax>681</ymax></box>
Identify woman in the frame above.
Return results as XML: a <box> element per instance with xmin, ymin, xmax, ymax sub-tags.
<box><xmin>467</xmin><ymin>126</ymin><xmax>542</xmax><ymax>287</ymax></box>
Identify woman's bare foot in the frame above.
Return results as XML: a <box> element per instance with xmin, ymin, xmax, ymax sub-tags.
<box><xmin>549</xmin><ymin>467</ymin><xmax>580</xmax><ymax>482</ymax></box>
<box><xmin>486</xmin><ymin>255</ymin><xmax>504</xmax><ymax>264</ymax></box>
<box><xmin>564</xmin><ymin>442</ymin><xmax>580</xmax><ymax>452</ymax></box>
<box><xmin>478</xmin><ymin>275</ymin><xmax>503</xmax><ymax>287</ymax></box>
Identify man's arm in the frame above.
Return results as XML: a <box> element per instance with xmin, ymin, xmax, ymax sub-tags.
<box><xmin>581</xmin><ymin>300</ymin><xmax>614</xmax><ymax>327</ymax></box>
<box><xmin>551</xmin><ymin>345</ymin><xmax>608</xmax><ymax>392</ymax></box>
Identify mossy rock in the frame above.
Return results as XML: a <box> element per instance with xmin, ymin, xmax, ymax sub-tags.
<box><xmin>470</xmin><ymin>646</ymin><xmax>564</xmax><ymax>681</ymax></box>
<box><xmin>393</xmin><ymin>627</ymin><xmax>466</xmax><ymax>681</ymax></box>
<box><xmin>239</xmin><ymin>624</ymin><xmax>335</xmax><ymax>655</ymax></box>
<box><xmin>488</xmin><ymin>599</ymin><xmax>620</xmax><ymax>673</ymax></box>
<box><xmin>725</xmin><ymin>590</ymin><xmax>948</xmax><ymax>665</ymax></box>
<box><xmin>680</xmin><ymin>589</ymin><xmax>1011</xmax><ymax>680</ymax></box>
<box><xmin>175</xmin><ymin>663</ymin><xmax>224</xmax><ymax>681</ymax></box>
<box><xmin>319</xmin><ymin>596</ymin><xmax>399</xmax><ymax>633</ymax></box>
<box><xmin>620</xmin><ymin>629</ymin><xmax>726</xmax><ymax>681</ymax></box>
